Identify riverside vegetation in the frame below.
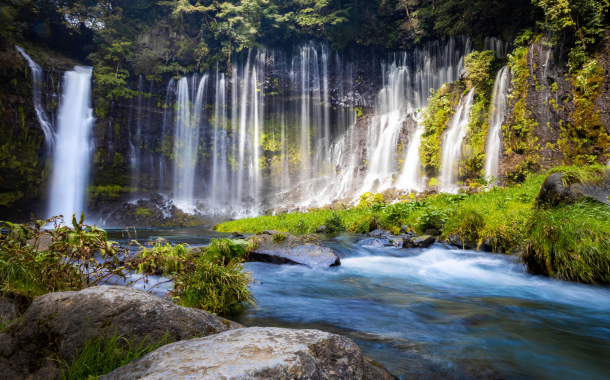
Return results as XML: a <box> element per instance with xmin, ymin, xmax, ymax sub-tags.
<box><xmin>217</xmin><ymin>165</ymin><xmax>610</xmax><ymax>284</ymax></box>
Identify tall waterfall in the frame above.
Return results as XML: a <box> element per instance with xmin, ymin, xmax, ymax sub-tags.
<box><xmin>484</xmin><ymin>67</ymin><xmax>509</xmax><ymax>180</ymax></box>
<box><xmin>15</xmin><ymin>46</ymin><xmax>55</xmax><ymax>148</ymax></box>
<box><xmin>439</xmin><ymin>89</ymin><xmax>476</xmax><ymax>193</ymax></box>
<box><xmin>173</xmin><ymin>75</ymin><xmax>209</xmax><ymax>208</ymax></box>
<box><xmin>47</xmin><ymin>67</ymin><xmax>94</xmax><ymax>219</ymax></box>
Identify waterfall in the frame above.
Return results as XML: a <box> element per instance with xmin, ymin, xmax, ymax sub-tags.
<box><xmin>396</xmin><ymin>115</ymin><xmax>425</xmax><ymax>190</ymax></box>
<box><xmin>484</xmin><ymin>37</ymin><xmax>513</xmax><ymax>59</ymax></box>
<box><xmin>15</xmin><ymin>46</ymin><xmax>55</xmax><ymax>148</ymax></box>
<box><xmin>47</xmin><ymin>67</ymin><xmax>94</xmax><ymax>219</ymax></box>
<box><xmin>439</xmin><ymin>89</ymin><xmax>476</xmax><ymax>193</ymax></box>
<box><xmin>211</xmin><ymin>71</ymin><xmax>228</xmax><ymax>203</ymax></box>
<box><xmin>173</xmin><ymin>75</ymin><xmax>208</xmax><ymax>207</ymax></box>
<box><xmin>484</xmin><ymin>67</ymin><xmax>509</xmax><ymax>180</ymax></box>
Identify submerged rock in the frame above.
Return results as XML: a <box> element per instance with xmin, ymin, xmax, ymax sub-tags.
<box><xmin>250</xmin><ymin>231</ymin><xmax>341</xmax><ymax>268</ymax></box>
<box><xmin>100</xmin><ymin>327</ymin><xmax>397</xmax><ymax>380</ymax></box>
<box><xmin>537</xmin><ymin>171</ymin><xmax>610</xmax><ymax>208</ymax></box>
<box><xmin>0</xmin><ymin>286</ymin><xmax>241</xmax><ymax>380</ymax></box>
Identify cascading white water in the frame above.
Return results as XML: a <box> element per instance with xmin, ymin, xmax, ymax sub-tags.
<box><xmin>484</xmin><ymin>37</ymin><xmax>513</xmax><ymax>59</ymax></box>
<box><xmin>47</xmin><ymin>67</ymin><xmax>94</xmax><ymax>219</ymax></box>
<box><xmin>173</xmin><ymin>75</ymin><xmax>208</xmax><ymax>208</ymax></box>
<box><xmin>439</xmin><ymin>89</ymin><xmax>476</xmax><ymax>193</ymax></box>
<box><xmin>15</xmin><ymin>46</ymin><xmax>55</xmax><ymax>148</ymax></box>
<box><xmin>484</xmin><ymin>67</ymin><xmax>509</xmax><ymax>180</ymax></box>
<box><xmin>396</xmin><ymin>114</ymin><xmax>425</xmax><ymax>190</ymax></box>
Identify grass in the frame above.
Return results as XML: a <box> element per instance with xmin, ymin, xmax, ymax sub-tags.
<box><xmin>546</xmin><ymin>164</ymin><xmax>608</xmax><ymax>187</ymax></box>
<box><xmin>522</xmin><ymin>201</ymin><xmax>610</xmax><ymax>283</ymax></box>
<box><xmin>59</xmin><ymin>327</ymin><xmax>170</xmax><ymax>380</ymax></box>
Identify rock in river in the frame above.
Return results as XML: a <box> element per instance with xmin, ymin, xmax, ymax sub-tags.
<box><xmin>250</xmin><ymin>231</ymin><xmax>341</xmax><ymax>268</ymax></box>
<box><xmin>0</xmin><ymin>286</ymin><xmax>242</xmax><ymax>380</ymax></box>
<box><xmin>101</xmin><ymin>327</ymin><xmax>397</xmax><ymax>380</ymax></box>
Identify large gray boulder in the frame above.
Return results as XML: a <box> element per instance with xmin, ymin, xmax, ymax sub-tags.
<box><xmin>101</xmin><ymin>327</ymin><xmax>396</xmax><ymax>380</ymax></box>
<box><xmin>537</xmin><ymin>171</ymin><xmax>610</xmax><ymax>208</ymax></box>
<box><xmin>0</xmin><ymin>286</ymin><xmax>242</xmax><ymax>380</ymax></box>
<box><xmin>250</xmin><ymin>231</ymin><xmax>341</xmax><ymax>268</ymax></box>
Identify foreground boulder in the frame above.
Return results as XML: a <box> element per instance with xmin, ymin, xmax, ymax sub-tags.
<box><xmin>101</xmin><ymin>327</ymin><xmax>396</xmax><ymax>380</ymax></box>
<box><xmin>250</xmin><ymin>231</ymin><xmax>341</xmax><ymax>268</ymax></box>
<box><xmin>537</xmin><ymin>171</ymin><xmax>610</xmax><ymax>208</ymax></box>
<box><xmin>0</xmin><ymin>286</ymin><xmax>242</xmax><ymax>380</ymax></box>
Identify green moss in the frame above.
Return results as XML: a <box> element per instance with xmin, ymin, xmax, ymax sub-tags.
<box><xmin>113</xmin><ymin>152</ymin><xmax>125</xmax><ymax>167</ymax></box>
<box><xmin>135</xmin><ymin>207</ymin><xmax>154</xmax><ymax>218</ymax></box>
<box><xmin>419</xmin><ymin>85</ymin><xmax>461</xmax><ymax>175</ymax></box>
<box><xmin>559</xmin><ymin>59</ymin><xmax>610</xmax><ymax>165</ymax></box>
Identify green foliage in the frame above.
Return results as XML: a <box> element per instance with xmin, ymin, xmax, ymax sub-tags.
<box><xmin>324</xmin><ymin>212</ymin><xmax>345</xmax><ymax>233</ymax></box>
<box><xmin>89</xmin><ymin>185</ymin><xmax>121</xmax><ymax>200</ymax></box>
<box><xmin>0</xmin><ymin>215</ymin><xmax>134</xmax><ymax>305</ymax></box>
<box><xmin>136</xmin><ymin>243</ymin><xmax>190</xmax><ymax>275</ymax></box>
<box><xmin>134</xmin><ymin>207</ymin><xmax>154</xmax><ymax>218</ymax></box>
<box><xmin>173</xmin><ymin>259</ymin><xmax>255</xmax><ymax>315</ymax></box>
<box><xmin>357</xmin><ymin>192</ymin><xmax>385</xmax><ymax>209</ymax></box>
<box><xmin>59</xmin><ymin>328</ymin><xmax>170</xmax><ymax>380</ymax></box>
<box><xmin>532</xmin><ymin>0</ymin><xmax>609</xmax><ymax>70</ymax></box>
<box><xmin>559</xmin><ymin>59</ymin><xmax>610</xmax><ymax>165</ymax></box>
<box><xmin>522</xmin><ymin>201</ymin><xmax>610</xmax><ymax>283</ymax></box>
<box><xmin>464</xmin><ymin>51</ymin><xmax>496</xmax><ymax>92</ymax></box>
<box><xmin>419</xmin><ymin>86</ymin><xmax>460</xmax><ymax>175</ymax></box>
<box><xmin>203</xmin><ymin>239</ymin><xmax>251</xmax><ymax>264</ymax></box>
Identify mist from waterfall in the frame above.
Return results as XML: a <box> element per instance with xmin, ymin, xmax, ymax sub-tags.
<box><xmin>47</xmin><ymin>67</ymin><xmax>94</xmax><ymax>220</ymax></box>
<box><xmin>484</xmin><ymin>67</ymin><xmax>509</xmax><ymax>180</ymax></box>
<box><xmin>439</xmin><ymin>89</ymin><xmax>476</xmax><ymax>193</ymax></box>
<box><xmin>16</xmin><ymin>46</ymin><xmax>55</xmax><ymax>149</ymax></box>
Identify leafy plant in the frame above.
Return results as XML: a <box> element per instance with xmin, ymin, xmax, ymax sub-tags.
<box><xmin>324</xmin><ymin>212</ymin><xmax>345</xmax><ymax>233</ymax></box>
<box><xmin>272</xmin><ymin>233</ymin><xmax>287</xmax><ymax>244</ymax></box>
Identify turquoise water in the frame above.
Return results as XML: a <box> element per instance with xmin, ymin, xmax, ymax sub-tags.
<box><xmin>108</xmin><ymin>229</ymin><xmax>610</xmax><ymax>379</ymax></box>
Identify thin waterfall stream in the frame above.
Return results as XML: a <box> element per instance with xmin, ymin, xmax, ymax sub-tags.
<box><xmin>484</xmin><ymin>67</ymin><xmax>509</xmax><ymax>180</ymax></box>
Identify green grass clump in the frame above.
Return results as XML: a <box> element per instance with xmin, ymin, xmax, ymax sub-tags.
<box><xmin>59</xmin><ymin>328</ymin><xmax>170</xmax><ymax>380</ymax></box>
<box><xmin>173</xmin><ymin>259</ymin><xmax>255</xmax><ymax>315</ymax></box>
<box><xmin>203</xmin><ymin>239</ymin><xmax>251</xmax><ymax>264</ymax></box>
<box><xmin>522</xmin><ymin>201</ymin><xmax>610</xmax><ymax>283</ymax></box>
<box><xmin>136</xmin><ymin>243</ymin><xmax>190</xmax><ymax>275</ymax></box>
<box><xmin>324</xmin><ymin>212</ymin><xmax>345</xmax><ymax>233</ymax></box>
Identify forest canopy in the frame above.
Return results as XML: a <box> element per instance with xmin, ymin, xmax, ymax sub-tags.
<box><xmin>1</xmin><ymin>0</ymin><xmax>608</xmax><ymax>94</ymax></box>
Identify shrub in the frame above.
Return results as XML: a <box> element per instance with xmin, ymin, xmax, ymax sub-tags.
<box><xmin>136</xmin><ymin>243</ymin><xmax>191</xmax><ymax>275</ymax></box>
<box><xmin>173</xmin><ymin>259</ymin><xmax>255</xmax><ymax>315</ymax></box>
<box><xmin>324</xmin><ymin>212</ymin><xmax>345</xmax><ymax>233</ymax></box>
<box><xmin>0</xmin><ymin>214</ymin><xmax>133</xmax><ymax>306</ymax></box>
<box><xmin>203</xmin><ymin>239</ymin><xmax>251</xmax><ymax>264</ymax></box>
<box><xmin>443</xmin><ymin>209</ymin><xmax>485</xmax><ymax>248</ymax></box>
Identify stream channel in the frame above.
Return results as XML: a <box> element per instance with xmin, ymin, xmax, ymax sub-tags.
<box><xmin>107</xmin><ymin>228</ymin><xmax>610</xmax><ymax>380</ymax></box>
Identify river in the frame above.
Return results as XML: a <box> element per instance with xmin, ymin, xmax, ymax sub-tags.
<box><xmin>107</xmin><ymin>228</ymin><xmax>610</xmax><ymax>380</ymax></box>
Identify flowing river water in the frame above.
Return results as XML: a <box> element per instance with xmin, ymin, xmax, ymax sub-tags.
<box><xmin>107</xmin><ymin>229</ymin><xmax>610</xmax><ymax>380</ymax></box>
